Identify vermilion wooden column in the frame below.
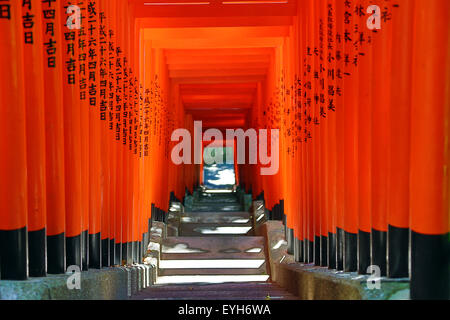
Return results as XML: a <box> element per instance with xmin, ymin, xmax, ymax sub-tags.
<box><xmin>409</xmin><ymin>0</ymin><xmax>449</xmax><ymax>300</ymax></box>
<box><xmin>88</xmin><ymin>0</ymin><xmax>102</xmax><ymax>269</ymax></box>
<box><xmin>370</xmin><ymin>3</ymin><xmax>393</xmax><ymax>277</ymax></box>
<box><xmin>77</xmin><ymin>0</ymin><xmax>90</xmax><ymax>272</ymax></box>
<box><xmin>299</xmin><ymin>0</ymin><xmax>308</xmax><ymax>263</ymax></box>
<box><xmin>41</xmin><ymin>0</ymin><xmax>66</xmax><ymax>274</ymax></box>
<box><xmin>0</xmin><ymin>0</ymin><xmax>29</xmax><ymax>280</ymax></box>
<box><xmin>311</xmin><ymin>0</ymin><xmax>322</xmax><ymax>266</ymax></box>
<box><xmin>99</xmin><ymin>0</ymin><xmax>111</xmax><ymax>268</ymax></box>
<box><xmin>22</xmin><ymin>0</ymin><xmax>47</xmax><ymax>277</ymax></box>
<box><xmin>334</xmin><ymin>0</ymin><xmax>345</xmax><ymax>271</ymax></box>
<box><xmin>342</xmin><ymin>0</ymin><xmax>359</xmax><ymax>273</ymax></box>
<box><xmin>357</xmin><ymin>0</ymin><xmax>372</xmax><ymax>275</ymax></box>
<box><xmin>386</xmin><ymin>0</ymin><xmax>412</xmax><ymax>279</ymax></box>
<box><xmin>292</xmin><ymin>4</ymin><xmax>303</xmax><ymax>262</ymax></box>
<box><xmin>318</xmin><ymin>0</ymin><xmax>328</xmax><ymax>267</ymax></box>
<box><xmin>326</xmin><ymin>0</ymin><xmax>338</xmax><ymax>270</ymax></box>
<box><xmin>305</xmin><ymin>0</ymin><xmax>314</xmax><ymax>263</ymax></box>
<box><xmin>61</xmin><ymin>0</ymin><xmax>83</xmax><ymax>269</ymax></box>
<box><xmin>111</xmin><ymin>0</ymin><xmax>123</xmax><ymax>266</ymax></box>
<box><xmin>106</xmin><ymin>0</ymin><xmax>118</xmax><ymax>265</ymax></box>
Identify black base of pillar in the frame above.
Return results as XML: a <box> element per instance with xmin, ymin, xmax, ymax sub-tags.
<box><xmin>358</xmin><ymin>230</ymin><xmax>371</xmax><ymax>275</ymax></box>
<box><xmin>294</xmin><ymin>238</ymin><xmax>304</xmax><ymax>262</ymax></box>
<box><xmin>134</xmin><ymin>241</ymin><xmax>139</xmax><ymax>263</ymax></box>
<box><xmin>371</xmin><ymin>228</ymin><xmax>387</xmax><ymax>276</ymax></box>
<box><xmin>109</xmin><ymin>238</ymin><xmax>115</xmax><ymax>266</ymax></box>
<box><xmin>114</xmin><ymin>242</ymin><xmax>121</xmax><ymax>265</ymax></box>
<box><xmin>305</xmin><ymin>238</ymin><xmax>314</xmax><ymax>263</ymax></box>
<box><xmin>0</xmin><ymin>227</ymin><xmax>28</xmax><ymax>280</ymax></box>
<box><xmin>131</xmin><ymin>241</ymin><xmax>138</xmax><ymax>264</ymax></box>
<box><xmin>102</xmin><ymin>238</ymin><xmax>110</xmax><ymax>267</ymax></box>
<box><xmin>47</xmin><ymin>233</ymin><xmax>65</xmax><ymax>274</ymax></box>
<box><xmin>388</xmin><ymin>225</ymin><xmax>409</xmax><ymax>278</ymax></box>
<box><xmin>122</xmin><ymin>242</ymin><xmax>132</xmax><ymax>265</ymax></box>
<box><xmin>411</xmin><ymin>231</ymin><xmax>449</xmax><ymax>300</ymax></box>
<box><xmin>28</xmin><ymin>228</ymin><xmax>46</xmax><ymax>277</ymax></box>
<box><xmin>314</xmin><ymin>235</ymin><xmax>321</xmax><ymax>266</ymax></box>
<box><xmin>321</xmin><ymin>235</ymin><xmax>328</xmax><ymax>267</ymax></box>
<box><xmin>122</xmin><ymin>243</ymin><xmax>128</xmax><ymax>265</ymax></box>
<box><xmin>143</xmin><ymin>233</ymin><xmax>149</xmax><ymax>255</ymax></box>
<box><xmin>66</xmin><ymin>234</ymin><xmax>82</xmax><ymax>269</ymax></box>
<box><xmin>89</xmin><ymin>232</ymin><xmax>101</xmax><ymax>269</ymax></box>
<box><xmin>81</xmin><ymin>230</ymin><xmax>88</xmax><ymax>271</ymax></box>
<box><xmin>287</xmin><ymin>228</ymin><xmax>294</xmax><ymax>255</ymax></box>
<box><xmin>344</xmin><ymin>231</ymin><xmax>357</xmax><ymax>272</ymax></box>
<box><xmin>328</xmin><ymin>232</ymin><xmax>337</xmax><ymax>269</ymax></box>
<box><xmin>138</xmin><ymin>241</ymin><xmax>142</xmax><ymax>263</ymax></box>
<box><xmin>336</xmin><ymin>227</ymin><xmax>344</xmax><ymax>270</ymax></box>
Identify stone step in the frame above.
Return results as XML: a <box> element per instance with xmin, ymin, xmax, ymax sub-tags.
<box><xmin>131</xmin><ymin>282</ymin><xmax>299</xmax><ymax>300</ymax></box>
<box><xmin>155</xmin><ymin>275</ymin><xmax>270</xmax><ymax>285</ymax></box>
<box><xmin>191</xmin><ymin>204</ymin><xmax>243</xmax><ymax>212</ymax></box>
<box><xmin>179</xmin><ymin>223</ymin><xmax>253</xmax><ymax>236</ymax></box>
<box><xmin>161</xmin><ymin>236</ymin><xmax>265</xmax><ymax>260</ymax></box>
<box><xmin>158</xmin><ymin>266</ymin><xmax>268</xmax><ymax>276</ymax></box>
<box><xmin>180</xmin><ymin>211</ymin><xmax>250</xmax><ymax>224</ymax></box>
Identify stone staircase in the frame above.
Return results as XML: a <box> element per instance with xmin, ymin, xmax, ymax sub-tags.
<box><xmin>133</xmin><ymin>189</ymin><xmax>298</xmax><ymax>300</ymax></box>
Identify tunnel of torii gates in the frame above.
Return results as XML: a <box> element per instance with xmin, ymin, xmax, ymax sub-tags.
<box><xmin>0</xmin><ymin>0</ymin><xmax>448</xmax><ymax>300</ymax></box>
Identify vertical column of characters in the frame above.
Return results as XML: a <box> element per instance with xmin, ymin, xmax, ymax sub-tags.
<box><xmin>317</xmin><ymin>0</ymin><xmax>329</xmax><ymax>267</ymax></box>
<box><xmin>356</xmin><ymin>0</ymin><xmax>372</xmax><ymax>275</ymax></box>
<box><xmin>77</xmin><ymin>0</ymin><xmax>89</xmax><ymax>272</ymax></box>
<box><xmin>370</xmin><ymin>0</ymin><xmax>393</xmax><ymax>277</ymax></box>
<box><xmin>410</xmin><ymin>0</ymin><xmax>450</xmax><ymax>300</ymax></box>
<box><xmin>41</xmin><ymin>0</ymin><xmax>66</xmax><ymax>274</ymax></box>
<box><xmin>334</xmin><ymin>0</ymin><xmax>345</xmax><ymax>271</ymax></box>
<box><xmin>341</xmin><ymin>0</ymin><xmax>359</xmax><ymax>272</ymax></box>
<box><xmin>87</xmin><ymin>0</ymin><xmax>102</xmax><ymax>269</ymax></box>
<box><xmin>0</xmin><ymin>0</ymin><xmax>29</xmax><ymax>280</ymax></box>
<box><xmin>325</xmin><ymin>0</ymin><xmax>338</xmax><ymax>270</ymax></box>
<box><xmin>22</xmin><ymin>0</ymin><xmax>47</xmax><ymax>277</ymax></box>
<box><xmin>387</xmin><ymin>0</ymin><xmax>412</xmax><ymax>279</ymax></box>
<box><xmin>98</xmin><ymin>0</ymin><xmax>110</xmax><ymax>267</ymax></box>
<box><xmin>61</xmin><ymin>0</ymin><xmax>82</xmax><ymax>269</ymax></box>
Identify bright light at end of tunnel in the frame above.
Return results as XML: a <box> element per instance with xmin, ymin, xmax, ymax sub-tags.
<box><xmin>159</xmin><ymin>259</ymin><xmax>265</xmax><ymax>269</ymax></box>
<box><xmin>193</xmin><ymin>226</ymin><xmax>252</xmax><ymax>234</ymax></box>
<box><xmin>156</xmin><ymin>275</ymin><xmax>270</xmax><ymax>285</ymax></box>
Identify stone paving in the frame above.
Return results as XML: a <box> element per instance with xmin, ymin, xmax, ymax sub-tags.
<box><xmin>133</xmin><ymin>190</ymin><xmax>299</xmax><ymax>300</ymax></box>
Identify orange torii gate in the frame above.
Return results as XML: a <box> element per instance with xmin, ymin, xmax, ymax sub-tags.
<box><xmin>0</xmin><ymin>0</ymin><xmax>448</xmax><ymax>300</ymax></box>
